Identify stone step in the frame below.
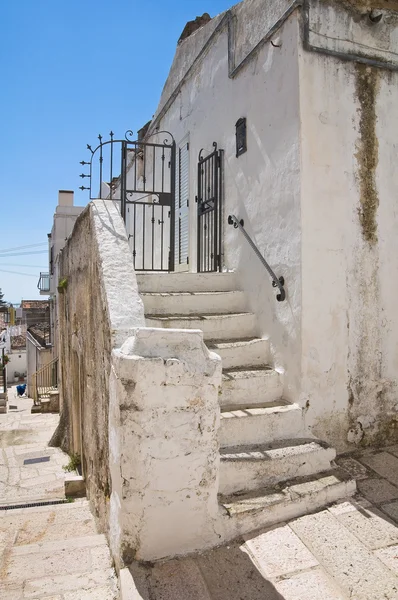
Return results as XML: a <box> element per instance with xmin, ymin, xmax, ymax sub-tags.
<box><xmin>220</xmin><ymin>367</ymin><xmax>282</xmax><ymax>408</ymax></box>
<box><xmin>219</xmin><ymin>468</ymin><xmax>356</xmax><ymax>542</ymax></box>
<box><xmin>141</xmin><ymin>290</ymin><xmax>247</xmax><ymax>316</ymax></box>
<box><xmin>146</xmin><ymin>312</ymin><xmax>258</xmax><ymax>341</ymax></box>
<box><xmin>137</xmin><ymin>271</ymin><xmax>238</xmax><ymax>293</ymax></box>
<box><xmin>220</xmin><ymin>402</ymin><xmax>304</xmax><ymax>448</ymax></box>
<box><xmin>207</xmin><ymin>338</ymin><xmax>270</xmax><ymax>369</ymax></box>
<box><xmin>219</xmin><ymin>439</ymin><xmax>336</xmax><ymax>495</ymax></box>
<box><xmin>1</xmin><ymin>500</ymin><xmax>97</xmax><ymax>545</ymax></box>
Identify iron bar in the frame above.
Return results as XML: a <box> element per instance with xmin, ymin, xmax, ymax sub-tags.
<box><xmin>110</xmin><ymin>131</ymin><xmax>114</xmax><ymax>201</ymax></box>
<box><xmin>80</xmin><ymin>130</ymin><xmax>175</xmax><ymax>272</ymax></box>
<box><xmin>227</xmin><ymin>214</ymin><xmax>286</xmax><ymax>301</ymax></box>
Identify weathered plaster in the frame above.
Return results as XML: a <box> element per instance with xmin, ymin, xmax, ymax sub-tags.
<box><xmin>56</xmin><ymin>200</ymin><xmax>145</xmax><ymax>532</ymax></box>
<box><xmin>299</xmin><ymin>20</ymin><xmax>398</xmax><ymax>449</ymax></box>
<box><xmin>109</xmin><ymin>328</ymin><xmax>222</xmax><ymax>564</ymax></box>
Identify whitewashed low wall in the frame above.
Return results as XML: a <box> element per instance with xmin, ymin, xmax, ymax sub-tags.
<box><xmin>109</xmin><ymin>327</ymin><xmax>222</xmax><ymax>565</ymax></box>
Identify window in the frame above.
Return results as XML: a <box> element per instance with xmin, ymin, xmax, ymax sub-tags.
<box><xmin>235</xmin><ymin>117</ymin><xmax>247</xmax><ymax>157</ymax></box>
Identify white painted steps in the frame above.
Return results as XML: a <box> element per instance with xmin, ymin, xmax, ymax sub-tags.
<box><xmin>220</xmin><ymin>366</ymin><xmax>283</xmax><ymax>407</ymax></box>
<box><xmin>146</xmin><ymin>312</ymin><xmax>258</xmax><ymax>341</ymax></box>
<box><xmin>219</xmin><ymin>439</ymin><xmax>336</xmax><ymax>495</ymax></box>
<box><xmin>207</xmin><ymin>338</ymin><xmax>270</xmax><ymax>369</ymax></box>
<box><xmin>219</xmin><ymin>468</ymin><xmax>356</xmax><ymax>541</ymax></box>
<box><xmin>142</xmin><ymin>290</ymin><xmax>247</xmax><ymax>315</ymax></box>
<box><xmin>220</xmin><ymin>402</ymin><xmax>304</xmax><ymax>447</ymax></box>
<box><xmin>137</xmin><ymin>272</ymin><xmax>352</xmax><ymax>513</ymax></box>
<box><xmin>137</xmin><ymin>271</ymin><xmax>238</xmax><ymax>293</ymax></box>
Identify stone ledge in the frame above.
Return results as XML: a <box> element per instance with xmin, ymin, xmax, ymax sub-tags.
<box><xmin>65</xmin><ymin>475</ymin><xmax>86</xmax><ymax>498</ymax></box>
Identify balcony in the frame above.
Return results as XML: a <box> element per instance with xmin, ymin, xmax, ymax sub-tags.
<box><xmin>37</xmin><ymin>272</ymin><xmax>50</xmax><ymax>295</ymax></box>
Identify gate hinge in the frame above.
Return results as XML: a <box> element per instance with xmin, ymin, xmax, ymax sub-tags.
<box><xmin>187</xmin><ymin>256</ymin><xmax>189</xmax><ymax>264</ymax></box>
<box><xmin>187</xmin><ymin>142</ymin><xmax>189</xmax><ymax>150</ymax></box>
<box><xmin>195</xmin><ymin>196</ymin><xmax>198</xmax><ymax>203</ymax></box>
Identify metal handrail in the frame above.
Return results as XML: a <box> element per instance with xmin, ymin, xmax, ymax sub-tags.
<box><xmin>228</xmin><ymin>214</ymin><xmax>286</xmax><ymax>302</ymax></box>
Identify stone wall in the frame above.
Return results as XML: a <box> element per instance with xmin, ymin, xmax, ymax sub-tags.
<box><xmin>109</xmin><ymin>328</ymin><xmax>222</xmax><ymax>565</ymax></box>
<box><xmin>55</xmin><ymin>200</ymin><xmax>145</xmax><ymax>531</ymax></box>
<box><xmin>55</xmin><ymin>199</ymin><xmax>222</xmax><ymax>566</ymax></box>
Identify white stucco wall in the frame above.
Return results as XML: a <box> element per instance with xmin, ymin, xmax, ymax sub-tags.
<box><xmin>129</xmin><ymin>5</ymin><xmax>303</xmax><ymax>397</ymax></box>
<box><xmin>109</xmin><ymin>328</ymin><xmax>222</xmax><ymax>565</ymax></box>
<box><xmin>6</xmin><ymin>351</ymin><xmax>27</xmax><ymax>383</ymax></box>
<box><xmin>299</xmin><ymin>4</ymin><xmax>398</xmax><ymax>449</ymax></box>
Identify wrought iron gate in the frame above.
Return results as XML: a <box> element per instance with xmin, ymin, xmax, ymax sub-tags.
<box><xmin>197</xmin><ymin>143</ymin><xmax>223</xmax><ymax>272</ymax></box>
<box><xmin>80</xmin><ymin>130</ymin><xmax>176</xmax><ymax>272</ymax></box>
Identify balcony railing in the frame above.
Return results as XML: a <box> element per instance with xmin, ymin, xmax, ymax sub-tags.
<box><xmin>37</xmin><ymin>272</ymin><xmax>50</xmax><ymax>294</ymax></box>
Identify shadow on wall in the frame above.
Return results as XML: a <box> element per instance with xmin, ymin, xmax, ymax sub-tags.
<box><xmin>129</xmin><ymin>540</ymin><xmax>285</xmax><ymax>600</ymax></box>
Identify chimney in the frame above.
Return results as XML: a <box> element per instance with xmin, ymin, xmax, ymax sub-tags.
<box><xmin>58</xmin><ymin>190</ymin><xmax>74</xmax><ymax>207</ymax></box>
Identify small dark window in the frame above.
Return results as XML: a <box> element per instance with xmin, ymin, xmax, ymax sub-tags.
<box><xmin>235</xmin><ymin>117</ymin><xmax>247</xmax><ymax>157</ymax></box>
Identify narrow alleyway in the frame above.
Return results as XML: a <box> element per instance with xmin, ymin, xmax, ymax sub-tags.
<box><xmin>0</xmin><ymin>387</ymin><xmax>118</xmax><ymax>600</ymax></box>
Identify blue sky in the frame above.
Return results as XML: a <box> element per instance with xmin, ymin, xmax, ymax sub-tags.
<box><xmin>0</xmin><ymin>0</ymin><xmax>233</xmax><ymax>304</ymax></box>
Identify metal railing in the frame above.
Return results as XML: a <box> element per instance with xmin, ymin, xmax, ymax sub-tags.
<box><xmin>32</xmin><ymin>357</ymin><xmax>58</xmax><ymax>405</ymax></box>
<box><xmin>228</xmin><ymin>214</ymin><xmax>286</xmax><ymax>302</ymax></box>
<box><xmin>0</xmin><ymin>366</ymin><xmax>5</xmax><ymax>394</ymax></box>
<box><xmin>37</xmin><ymin>272</ymin><xmax>50</xmax><ymax>293</ymax></box>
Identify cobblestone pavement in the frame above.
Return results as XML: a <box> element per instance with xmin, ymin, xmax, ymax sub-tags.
<box><xmin>130</xmin><ymin>448</ymin><xmax>398</xmax><ymax>600</ymax></box>
<box><xmin>0</xmin><ymin>387</ymin><xmax>118</xmax><ymax>599</ymax></box>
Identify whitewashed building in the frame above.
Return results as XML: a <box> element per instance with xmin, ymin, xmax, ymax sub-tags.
<box><xmin>51</xmin><ymin>0</ymin><xmax>398</xmax><ymax>568</ymax></box>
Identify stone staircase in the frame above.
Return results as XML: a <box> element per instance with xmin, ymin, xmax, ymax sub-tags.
<box><xmin>0</xmin><ymin>499</ymin><xmax>118</xmax><ymax>598</ymax></box>
<box><xmin>138</xmin><ymin>272</ymin><xmax>355</xmax><ymax>531</ymax></box>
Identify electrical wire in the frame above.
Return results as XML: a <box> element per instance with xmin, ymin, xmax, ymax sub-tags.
<box><xmin>0</xmin><ymin>269</ymin><xmax>39</xmax><ymax>277</ymax></box>
<box><xmin>0</xmin><ymin>251</ymin><xmax>47</xmax><ymax>257</ymax></box>
<box><xmin>0</xmin><ymin>243</ymin><xmax>47</xmax><ymax>253</ymax></box>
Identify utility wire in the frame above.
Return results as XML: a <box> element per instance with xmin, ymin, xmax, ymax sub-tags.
<box><xmin>0</xmin><ymin>242</ymin><xmax>47</xmax><ymax>253</ymax></box>
<box><xmin>0</xmin><ymin>264</ymin><xmax>47</xmax><ymax>268</ymax></box>
<box><xmin>0</xmin><ymin>251</ymin><xmax>47</xmax><ymax>257</ymax></box>
<box><xmin>0</xmin><ymin>269</ymin><xmax>39</xmax><ymax>277</ymax></box>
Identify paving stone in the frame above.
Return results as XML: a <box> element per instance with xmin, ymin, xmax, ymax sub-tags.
<box><xmin>130</xmin><ymin>558</ymin><xmax>212</xmax><ymax>600</ymax></box>
<box><xmin>329</xmin><ymin>501</ymin><xmax>398</xmax><ymax>550</ymax></box>
<box><xmin>381</xmin><ymin>500</ymin><xmax>398</xmax><ymax>523</ymax></box>
<box><xmin>374</xmin><ymin>544</ymin><xmax>398</xmax><ymax>576</ymax></box>
<box><xmin>90</xmin><ymin>544</ymin><xmax>113</xmax><ymax>568</ymax></box>
<box><xmin>274</xmin><ymin>566</ymin><xmax>346</xmax><ymax>600</ymax></box>
<box><xmin>337</xmin><ymin>457</ymin><xmax>370</xmax><ymax>480</ymax></box>
<box><xmin>23</xmin><ymin>568</ymin><xmax>116</xmax><ymax>597</ymax></box>
<box><xmin>63</xmin><ymin>586</ymin><xmax>117</xmax><ymax>599</ymax></box>
<box><xmin>385</xmin><ymin>446</ymin><xmax>398</xmax><ymax>459</ymax></box>
<box><xmin>243</xmin><ymin>524</ymin><xmax>318</xmax><ymax>578</ymax></box>
<box><xmin>290</xmin><ymin>509</ymin><xmax>398</xmax><ymax>599</ymax></box>
<box><xmin>358</xmin><ymin>478</ymin><xmax>398</xmax><ymax>504</ymax></box>
<box><xmin>0</xmin><ymin>581</ymin><xmax>24</xmax><ymax>600</ymax></box>
<box><xmin>360</xmin><ymin>452</ymin><xmax>398</xmax><ymax>486</ymax></box>
<box><xmin>6</xmin><ymin>546</ymin><xmax>93</xmax><ymax>581</ymax></box>
<box><xmin>12</xmin><ymin>533</ymin><xmax>107</xmax><ymax>556</ymax></box>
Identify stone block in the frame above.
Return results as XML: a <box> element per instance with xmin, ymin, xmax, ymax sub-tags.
<box><xmin>274</xmin><ymin>566</ymin><xmax>346</xmax><ymax>600</ymax></box>
<box><xmin>243</xmin><ymin>524</ymin><xmax>318</xmax><ymax>578</ymax></box>
<box><xmin>330</xmin><ymin>502</ymin><xmax>398</xmax><ymax>550</ymax></box>
<box><xmin>358</xmin><ymin>478</ymin><xmax>398</xmax><ymax>504</ymax></box>
<box><xmin>65</xmin><ymin>474</ymin><xmax>86</xmax><ymax>498</ymax></box>
<box><xmin>336</xmin><ymin>456</ymin><xmax>369</xmax><ymax>480</ymax></box>
<box><xmin>290</xmin><ymin>509</ymin><xmax>398</xmax><ymax>598</ymax></box>
<box><xmin>360</xmin><ymin>452</ymin><xmax>398</xmax><ymax>486</ymax></box>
